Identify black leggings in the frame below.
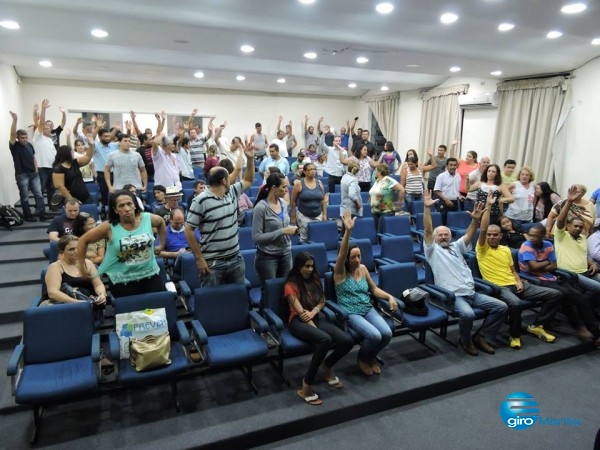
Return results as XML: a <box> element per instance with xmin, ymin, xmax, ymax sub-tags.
<box><xmin>288</xmin><ymin>316</ymin><xmax>353</xmax><ymax>385</ymax></box>
<box><xmin>109</xmin><ymin>273</ymin><xmax>165</xmax><ymax>298</ymax></box>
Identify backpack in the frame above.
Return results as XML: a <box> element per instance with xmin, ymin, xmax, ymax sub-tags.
<box><xmin>0</xmin><ymin>204</ymin><xmax>24</xmax><ymax>230</ymax></box>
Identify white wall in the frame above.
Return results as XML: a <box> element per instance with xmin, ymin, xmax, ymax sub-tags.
<box><xmin>0</xmin><ymin>64</ymin><xmax>22</xmax><ymax>205</ymax></box>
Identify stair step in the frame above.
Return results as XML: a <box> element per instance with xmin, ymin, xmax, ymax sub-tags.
<box><xmin>0</xmin><ymin>228</ymin><xmax>48</xmax><ymax>244</ymax></box>
<box><xmin>0</xmin><ymin>261</ymin><xmax>45</xmax><ymax>288</ymax></box>
<box><xmin>0</xmin><ymin>243</ymin><xmax>47</xmax><ymax>264</ymax></box>
<box><xmin>0</xmin><ymin>285</ymin><xmax>40</xmax><ymax>324</ymax></box>
<box><xmin>0</xmin><ymin>322</ymin><xmax>22</xmax><ymax>350</ymax></box>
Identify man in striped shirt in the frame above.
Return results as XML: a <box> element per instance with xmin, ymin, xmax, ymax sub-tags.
<box><xmin>184</xmin><ymin>142</ymin><xmax>255</xmax><ymax>286</ymax></box>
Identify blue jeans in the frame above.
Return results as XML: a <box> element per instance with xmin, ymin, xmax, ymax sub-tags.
<box><xmin>200</xmin><ymin>254</ymin><xmax>246</xmax><ymax>287</ymax></box>
<box><xmin>454</xmin><ymin>292</ymin><xmax>508</xmax><ymax>344</ymax></box>
<box><xmin>577</xmin><ymin>272</ymin><xmax>600</xmax><ymax>299</ymax></box>
<box><xmin>255</xmin><ymin>250</ymin><xmax>292</xmax><ymax>286</ymax></box>
<box><xmin>348</xmin><ymin>307</ymin><xmax>392</xmax><ymax>362</ymax></box>
<box><xmin>15</xmin><ymin>172</ymin><xmax>45</xmax><ymax>216</ymax></box>
<box><xmin>405</xmin><ymin>193</ymin><xmax>422</xmax><ymax>214</ymax></box>
<box><xmin>38</xmin><ymin>167</ymin><xmax>55</xmax><ymax>207</ymax></box>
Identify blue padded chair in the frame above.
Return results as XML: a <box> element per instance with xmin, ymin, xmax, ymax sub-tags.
<box><xmin>327</xmin><ymin>204</ymin><xmax>340</xmax><ymax>220</ymax></box>
<box><xmin>177</xmin><ymin>252</ymin><xmax>202</xmax><ymax>311</ymax></box>
<box><xmin>79</xmin><ymin>203</ymin><xmax>100</xmax><ymax>221</ymax></box>
<box><xmin>322</xmin><ymin>272</ymin><xmax>362</xmax><ymax>344</ymax></box>
<box><xmin>351</xmin><ymin>217</ymin><xmax>381</xmax><ymax>258</ymax></box>
<box><xmin>252</xmin><ymin>176</ymin><xmax>263</xmax><ymax>186</ymax></box>
<box><xmin>362</xmin><ymin>203</ymin><xmax>372</xmax><ymax>218</ymax></box>
<box><xmin>415</xmin><ymin>212</ymin><xmax>442</xmax><ymax>233</ymax></box>
<box><xmin>181</xmin><ymin>179</ymin><xmax>195</xmax><ymax>190</ymax></box>
<box><xmin>349</xmin><ymin>238</ymin><xmax>379</xmax><ymax>284</ymax></box>
<box><xmin>379</xmin><ymin>214</ymin><xmax>411</xmax><ymax>236</ymax></box>
<box><xmin>239</xmin><ymin>227</ymin><xmax>255</xmax><ymax>251</ymax></box>
<box><xmin>377</xmin><ymin>235</ymin><xmax>426</xmax><ymax>283</ymax></box>
<box><xmin>109</xmin><ymin>291</ymin><xmax>191</xmax><ymax>411</ymax></box>
<box><xmin>292</xmin><ymin>242</ymin><xmax>329</xmax><ymax>277</ymax></box>
<box><xmin>328</xmin><ymin>193</ymin><xmax>342</xmax><ymax>205</ymax></box>
<box><xmin>191</xmin><ymin>284</ymin><xmax>269</xmax><ymax>392</ymax></box>
<box><xmin>411</xmin><ymin>200</ymin><xmax>424</xmax><ymax>216</ymax></box>
<box><xmin>48</xmin><ymin>240</ymin><xmax>59</xmax><ymax>263</ymax></box>
<box><xmin>447</xmin><ymin>211</ymin><xmax>472</xmax><ymax>238</ymax></box>
<box><xmin>241</xmin><ymin>248</ymin><xmax>262</xmax><ymax>308</ymax></box>
<box><xmin>307</xmin><ymin>220</ymin><xmax>340</xmax><ymax>263</ymax></box>
<box><xmin>7</xmin><ymin>302</ymin><xmax>100</xmax><ymax>443</ymax></box>
<box><xmin>377</xmin><ymin>263</ymin><xmax>449</xmax><ymax>351</ymax></box>
<box><xmin>261</xmin><ymin>278</ymin><xmax>314</xmax><ymax>383</ymax></box>
<box><xmin>245</xmin><ymin>210</ymin><xmax>254</xmax><ymax>228</ymax></box>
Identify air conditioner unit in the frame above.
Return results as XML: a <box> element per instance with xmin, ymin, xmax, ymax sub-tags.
<box><xmin>458</xmin><ymin>92</ymin><xmax>499</xmax><ymax>109</ymax></box>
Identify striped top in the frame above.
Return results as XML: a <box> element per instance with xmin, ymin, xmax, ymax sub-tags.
<box><xmin>405</xmin><ymin>169</ymin><xmax>424</xmax><ymax>195</ymax></box>
<box><xmin>186</xmin><ymin>181</ymin><xmax>244</xmax><ymax>260</ymax></box>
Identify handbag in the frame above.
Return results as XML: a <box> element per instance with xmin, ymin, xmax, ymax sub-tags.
<box><xmin>402</xmin><ymin>287</ymin><xmax>430</xmax><ymax>316</ymax></box>
<box><xmin>50</xmin><ymin>192</ymin><xmax>65</xmax><ymax>210</ymax></box>
<box><xmin>129</xmin><ymin>333</ymin><xmax>171</xmax><ymax>372</ymax></box>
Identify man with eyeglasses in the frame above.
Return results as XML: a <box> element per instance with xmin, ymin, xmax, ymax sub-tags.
<box><xmin>423</xmin><ymin>190</ymin><xmax>508</xmax><ymax>356</ymax></box>
<box><xmin>159</xmin><ymin>208</ymin><xmax>200</xmax><ymax>261</ymax></box>
<box><xmin>477</xmin><ymin>192</ymin><xmax>562</xmax><ymax>350</ymax></box>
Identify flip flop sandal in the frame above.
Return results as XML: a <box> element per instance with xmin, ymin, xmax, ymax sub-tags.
<box><xmin>325</xmin><ymin>376</ymin><xmax>343</xmax><ymax>389</ymax></box>
<box><xmin>297</xmin><ymin>390</ymin><xmax>322</xmax><ymax>405</ymax></box>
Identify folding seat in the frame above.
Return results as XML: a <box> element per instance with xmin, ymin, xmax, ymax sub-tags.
<box><xmin>181</xmin><ymin>179</ymin><xmax>195</xmax><ymax>190</ymax></box>
<box><xmin>109</xmin><ymin>291</ymin><xmax>191</xmax><ymax>410</ymax></box>
<box><xmin>291</xmin><ymin>243</ymin><xmax>329</xmax><ymax>278</ymax></box>
<box><xmin>447</xmin><ymin>211</ymin><xmax>472</xmax><ymax>238</ymax></box>
<box><xmin>8</xmin><ymin>302</ymin><xmax>101</xmax><ymax>443</ymax></box>
<box><xmin>192</xmin><ymin>284</ymin><xmax>269</xmax><ymax>392</ymax></box>
<box><xmin>378</xmin><ymin>215</ymin><xmax>421</xmax><ymax>254</ymax></box>
<box><xmin>328</xmin><ymin>193</ymin><xmax>342</xmax><ymax>206</ymax></box>
<box><xmin>239</xmin><ymin>227</ymin><xmax>255</xmax><ymax>251</ymax></box>
<box><xmin>178</xmin><ymin>253</ymin><xmax>202</xmax><ymax>311</ymax></box>
<box><xmin>377</xmin><ymin>235</ymin><xmax>426</xmax><ymax>283</ymax></box>
<box><xmin>307</xmin><ymin>221</ymin><xmax>340</xmax><ymax>263</ymax></box>
<box><xmin>241</xmin><ymin>248</ymin><xmax>262</xmax><ymax>308</ymax></box>
<box><xmin>351</xmin><ymin>217</ymin><xmax>381</xmax><ymax>258</ymax></box>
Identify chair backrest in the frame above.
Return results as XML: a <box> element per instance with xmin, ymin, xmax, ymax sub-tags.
<box><xmin>464</xmin><ymin>251</ymin><xmax>482</xmax><ymax>278</ymax></box>
<box><xmin>291</xmin><ymin>242</ymin><xmax>329</xmax><ymax>276</ymax></box>
<box><xmin>23</xmin><ymin>302</ymin><xmax>94</xmax><ymax>364</ymax></box>
<box><xmin>380</xmin><ymin>215</ymin><xmax>412</xmax><ymax>236</ymax></box>
<box><xmin>323</xmin><ymin>272</ymin><xmax>337</xmax><ymax>301</ymax></box>
<box><xmin>193</xmin><ymin>284</ymin><xmax>251</xmax><ymax>335</ymax></box>
<box><xmin>40</xmin><ymin>267</ymin><xmax>48</xmax><ymax>298</ymax></box>
<box><xmin>307</xmin><ymin>221</ymin><xmax>339</xmax><ymax>251</ymax></box>
<box><xmin>416</xmin><ymin>212</ymin><xmax>442</xmax><ymax>231</ymax></box>
<box><xmin>181</xmin><ymin>180</ymin><xmax>195</xmax><ymax>190</ymax></box>
<box><xmin>411</xmin><ymin>200</ymin><xmax>424</xmax><ymax>216</ymax></box>
<box><xmin>334</xmin><ymin>184</ymin><xmax>341</xmax><ymax>193</ymax></box>
<box><xmin>352</xmin><ymin>217</ymin><xmax>377</xmax><ymax>244</ymax></box>
<box><xmin>361</xmin><ymin>192</ymin><xmax>370</xmax><ymax>204</ymax></box>
<box><xmin>263</xmin><ymin>277</ymin><xmax>288</xmax><ymax>321</ymax></box>
<box><xmin>239</xmin><ymin>227</ymin><xmax>255</xmax><ymax>251</ymax></box>
<box><xmin>350</xmin><ymin>238</ymin><xmax>375</xmax><ymax>272</ymax></box>
<box><xmin>362</xmin><ymin>203</ymin><xmax>372</xmax><ymax>218</ymax></box>
<box><xmin>79</xmin><ymin>204</ymin><xmax>99</xmax><ymax>221</ymax></box>
<box><xmin>447</xmin><ymin>211</ymin><xmax>471</xmax><ymax>229</ymax></box>
<box><xmin>241</xmin><ymin>249</ymin><xmax>260</xmax><ymax>288</ymax></box>
<box><xmin>328</xmin><ymin>193</ymin><xmax>342</xmax><ymax>205</ymax></box>
<box><xmin>179</xmin><ymin>252</ymin><xmax>202</xmax><ymax>293</ymax></box>
<box><xmin>249</xmin><ymin>186</ymin><xmax>261</xmax><ymax>199</ymax></box>
<box><xmin>245</xmin><ymin>210</ymin><xmax>253</xmax><ymax>227</ymax></box>
<box><xmin>112</xmin><ymin>291</ymin><xmax>180</xmax><ymax>338</ymax></box>
<box><xmin>327</xmin><ymin>204</ymin><xmax>340</xmax><ymax>220</ymax></box>
<box><xmin>155</xmin><ymin>257</ymin><xmax>169</xmax><ymax>284</ymax></box>
<box><xmin>378</xmin><ymin>263</ymin><xmax>419</xmax><ymax>297</ymax></box>
<box><xmin>380</xmin><ymin>235</ymin><xmax>415</xmax><ymax>262</ymax></box>
<box><xmin>48</xmin><ymin>240</ymin><xmax>59</xmax><ymax>263</ymax></box>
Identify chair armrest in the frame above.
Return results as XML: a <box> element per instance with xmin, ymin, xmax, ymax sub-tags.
<box><xmin>29</xmin><ymin>297</ymin><xmax>42</xmax><ymax>308</ymax></box>
<box><xmin>91</xmin><ymin>333</ymin><xmax>101</xmax><ymax>362</ymax></box>
<box><xmin>519</xmin><ymin>273</ymin><xmax>542</xmax><ymax>285</ymax></box>
<box><xmin>176</xmin><ymin>320</ymin><xmax>192</xmax><ymax>345</ymax></box>
<box><xmin>375</xmin><ymin>296</ymin><xmax>404</xmax><ymax>322</ymax></box>
<box><xmin>108</xmin><ymin>332</ymin><xmax>120</xmax><ymax>360</ymax></box>
<box><xmin>262</xmin><ymin>308</ymin><xmax>284</xmax><ymax>330</ymax></box>
<box><xmin>421</xmin><ymin>284</ymin><xmax>455</xmax><ymax>312</ymax></box>
<box><xmin>473</xmin><ymin>277</ymin><xmax>500</xmax><ymax>296</ymax></box>
<box><xmin>7</xmin><ymin>344</ymin><xmax>24</xmax><ymax>376</ymax></box>
<box><xmin>414</xmin><ymin>253</ymin><xmax>427</xmax><ymax>263</ymax></box>
<box><xmin>321</xmin><ymin>306</ymin><xmax>336</xmax><ymax>322</ymax></box>
<box><xmin>179</xmin><ymin>280</ymin><xmax>191</xmax><ymax>299</ymax></box>
<box><xmin>377</xmin><ymin>233</ymin><xmax>393</xmax><ymax>241</ymax></box>
<box><xmin>374</xmin><ymin>257</ymin><xmax>396</xmax><ymax>267</ymax></box>
<box><xmin>191</xmin><ymin>320</ymin><xmax>208</xmax><ymax>345</ymax></box>
<box><xmin>245</xmin><ymin>278</ymin><xmax>252</xmax><ymax>290</ymax></box>
<box><xmin>249</xmin><ymin>310</ymin><xmax>269</xmax><ymax>333</ymax></box>
<box><xmin>325</xmin><ymin>300</ymin><xmax>349</xmax><ymax>321</ymax></box>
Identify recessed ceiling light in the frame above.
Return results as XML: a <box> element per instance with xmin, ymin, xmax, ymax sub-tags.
<box><xmin>39</xmin><ymin>60</ymin><xmax>52</xmax><ymax>68</ymax></box>
<box><xmin>0</xmin><ymin>20</ymin><xmax>20</xmax><ymax>30</ymax></box>
<box><xmin>240</xmin><ymin>44</ymin><xmax>255</xmax><ymax>53</ymax></box>
<box><xmin>498</xmin><ymin>23</ymin><xmax>515</xmax><ymax>31</ymax></box>
<box><xmin>236</xmin><ymin>75</ymin><xmax>246</xmax><ymax>81</ymax></box>
<box><xmin>490</xmin><ymin>70</ymin><xmax>502</xmax><ymax>76</ymax></box>
<box><xmin>375</xmin><ymin>2</ymin><xmax>394</xmax><ymax>14</ymax></box>
<box><xmin>277</xmin><ymin>78</ymin><xmax>286</xmax><ymax>84</ymax></box>
<box><xmin>449</xmin><ymin>66</ymin><xmax>461</xmax><ymax>72</ymax></box>
<box><xmin>356</xmin><ymin>56</ymin><xmax>369</xmax><ymax>64</ymax></box>
<box><xmin>304</xmin><ymin>52</ymin><xmax>317</xmax><ymax>59</ymax></box>
<box><xmin>440</xmin><ymin>13</ymin><xmax>458</xmax><ymax>24</ymax></box>
<box><xmin>406</xmin><ymin>64</ymin><xmax>420</xmax><ymax>68</ymax></box>
<box><xmin>91</xmin><ymin>29</ymin><xmax>108</xmax><ymax>38</ymax></box>
<box><xmin>194</xmin><ymin>71</ymin><xmax>205</xmax><ymax>79</ymax></box>
<box><xmin>298</xmin><ymin>0</ymin><xmax>316</xmax><ymax>4</ymax></box>
<box><xmin>380</xmin><ymin>86</ymin><xmax>390</xmax><ymax>91</ymax></box>
<box><xmin>592</xmin><ymin>38</ymin><xmax>600</xmax><ymax>45</ymax></box>
<box><xmin>547</xmin><ymin>30</ymin><xmax>563</xmax><ymax>39</ymax></box>
<box><xmin>561</xmin><ymin>3</ymin><xmax>587</xmax><ymax>14</ymax></box>
<box><xmin>348</xmin><ymin>83</ymin><xmax>357</xmax><ymax>88</ymax></box>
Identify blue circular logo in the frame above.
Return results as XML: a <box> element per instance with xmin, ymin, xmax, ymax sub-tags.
<box><xmin>500</xmin><ymin>392</ymin><xmax>539</xmax><ymax>430</ymax></box>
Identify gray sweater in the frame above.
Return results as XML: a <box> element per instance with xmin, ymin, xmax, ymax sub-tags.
<box><xmin>252</xmin><ymin>199</ymin><xmax>291</xmax><ymax>255</ymax></box>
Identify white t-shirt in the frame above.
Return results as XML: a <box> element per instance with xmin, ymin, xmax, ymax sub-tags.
<box><xmin>32</xmin><ymin>131</ymin><xmax>56</xmax><ymax>168</ymax></box>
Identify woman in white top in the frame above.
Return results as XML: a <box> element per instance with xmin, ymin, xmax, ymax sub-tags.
<box><xmin>505</xmin><ymin>167</ymin><xmax>536</xmax><ymax>224</ymax></box>
<box><xmin>400</xmin><ymin>149</ymin><xmax>435</xmax><ymax>212</ymax></box>
<box><xmin>340</xmin><ymin>144</ymin><xmax>378</xmax><ymax>192</ymax></box>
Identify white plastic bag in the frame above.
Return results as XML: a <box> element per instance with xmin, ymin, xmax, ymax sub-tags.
<box><xmin>115</xmin><ymin>308</ymin><xmax>169</xmax><ymax>359</ymax></box>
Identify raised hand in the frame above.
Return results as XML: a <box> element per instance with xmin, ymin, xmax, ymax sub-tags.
<box><xmin>208</xmin><ymin>121</ymin><xmax>214</xmax><ymax>132</ymax></box>
<box><xmin>160</xmin><ymin>111</ymin><xmax>167</xmax><ymax>120</ymax></box>
<box><xmin>33</xmin><ymin>104</ymin><xmax>39</xmax><ymax>113</ymax></box>
<box><xmin>278</xmin><ymin>115</ymin><xmax>283</xmax><ymax>121</ymax></box>
<box><xmin>423</xmin><ymin>190</ymin><xmax>438</xmax><ymax>208</ymax></box>
<box><xmin>96</xmin><ymin>115</ymin><xmax>105</xmax><ymax>128</ymax></box>
<box><xmin>58</xmin><ymin>106</ymin><xmax>65</xmax><ymax>113</ymax></box>
<box><xmin>468</xmin><ymin>201</ymin><xmax>486</xmax><ymax>221</ymax></box>
<box><xmin>304</xmin><ymin>115</ymin><xmax>309</xmax><ymax>121</ymax></box>
<box><xmin>243</xmin><ymin>140</ymin><xmax>255</xmax><ymax>158</ymax></box>
<box><xmin>191</xmin><ymin>108</ymin><xmax>197</xmax><ymax>116</ymax></box>
<box><xmin>323</xmin><ymin>124</ymin><xmax>331</xmax><ymax>134</ymax></box>
<box><xmin>427</xmin><ymin>147</ymin><xmax>433</xmax><ymax>158</ymax></box>
<box><xmin>9</xmin><ymin>111</ymin><xmax>17</xmax><ymax>120</ymax></box>
<box><xmin>566</xmin><ymin>185</ymin><xmax>580</xmax><ymax>202</ymax></box>
<box><xmin>41</xmin><ymin>99</ymin><xmax>50</xmax><ymax>109</ymax></box>
<box><xmin>341</xmin><ymin>210</ymin><xmax>356</xmax><ymax>232</ymax></box>
<box><xmin>76</xmin><ymin>117</ymin><xmax>83</xmax><ymax>125</ymax></box>
<box><xmin>65</xmin><ymin>127</ymin><xmax>72</xmax><ymax>136</ymax></box>
<box><xmin>130</xmin><ymin>110</ymin><xmax>136</xmax><ymax>119</ymax></box>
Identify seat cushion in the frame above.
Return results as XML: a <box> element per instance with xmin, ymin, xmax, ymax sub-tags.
<box><xmin>206</xmin><ymin>330</ymin><xmax>269</xmax><ymax>367</ymax></box>
<box><xmin>397</xmin><ymin>304</ymin><xmax>448</xmax><ymax>330</ymax></box>
<box><xmin>118</xmin><ymin>342</ymin><xmax>188</xmax><ymax>384</ymax></box>
<box><xmin>280</xmin><ymin>328</ymin><xmax>313</xmax><ymax>355</ymax></box>
<box><xmin>16</xmin><ymin>357</ymin><xmax>97</xmax><ymax>404</ymax></box>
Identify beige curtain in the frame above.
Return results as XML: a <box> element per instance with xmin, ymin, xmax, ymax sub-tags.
<box><xmin>362</xmin><ymin>92</ymin><xmax>400</xmax><ymax>144</ymax></box>
<box><xmin>418</xmin><ymin>84</ymin><xmax>469</xmax><ymax>157</ymax></box>
<box><xmin>492</xmin><ymin>76</ymin><xmax>567</xmax><ymax>188</ymax></box>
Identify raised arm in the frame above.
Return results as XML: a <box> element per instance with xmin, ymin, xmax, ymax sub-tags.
<box><xmin>74</xmin><ymin>134</ymin><xmax>95</xmax><ymax>167</ymax></box>
<box><xmin>73</xmin><ymin>116</ymin><xmax>83</xmax><ymax>138</ymax></box>
<box><xmin>464</xmin><ymin>201</ymin><xmax>486</xmax><ymax>244</ymax></box>
<box><xmin>304</xmin><ymin>115</ymin><xmax>309</xmax><ymax>133</ymax></box>
<box><xmin>58</xmin><ymin>106</ymin><xmax>66</xmax><ymax>128</ymax></box>
<box><xmin>38</xmin><ymin>99</ymin><xmax>50</xmax><ymax>131</ymax></box>
<box><xmin>421</xmin><ymin>149</ymin><xmax>437</xmax><ymax>173</ymax></box>
<box><xmin>9</xmin><ymin>111</ymin><xmax>17</xmax><ymax>142</ymax></box>
<box><xmin>32</xmin><ymin>103</ymin><xmax>39</xmax><ymax>132</ymax></box>
<box><xmin>423</xmin><ymin>190</ymin><xmax>437</xmax><ymax>245</ymax></box>
<box><xmin>241</xmin><ymin>140</ymin><xmax>256</xmax><ymax>190</ymax></box>
<box><xmin>276</xmin><ymin>115</ymin><xmax>283</xmax><ymax>133</ymax></box>
<box><xmin>349</xmin><ymin>117</ymin><xmax>357</xmax><ymax>135</ymax></box>
<box><xmin>333</xmin><ymin>211</ymin><xmax>356</xmax><ymax>283</ymax></box>
<box><xmin>317</xmin><ymin>117</ymin><xmax>324</xmax><ymax>135</ymax></box>
<box><xmin>129</xmin><ymin>111</ymin><xmax>140</xmax><ymax>137</ymax></box>
<box><xmin>478</xmin><ymin>191</ymin><xmax>495</xmax><ymax>247</ymax></box>
<box><xmin>556</xmin><ymin>185</ymin><xmax>578</xmax><ymax>231</ymax></box>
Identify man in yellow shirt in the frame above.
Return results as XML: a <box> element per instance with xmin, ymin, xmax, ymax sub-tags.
<box><xmin>476</xmin><ymin>192</ymin><xmax>562</xmax><ymax>349</ymax></box>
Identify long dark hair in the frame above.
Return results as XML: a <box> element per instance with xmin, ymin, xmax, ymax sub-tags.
<box><xmin>534</xmin><ymin>182</ymin><xmax>560</xmax><ymax>220</ymax></box>
<box><xmin>53</xmin><ymin>145</ymin><xmax>73</xmax><ymax>167</ymax></box>
<box><xmin>255</xmin><ymin>172</ymin><xmax>285</xmax><ymax>203</ymax></box>
<box><xmin>481</xmin><ymin>164</ymin><xmax>502</xmax><ymax>186</ymax></box>
<box><xmin>71</xmin><ymin>212</ymin><xmax>93</xmax><ymax>237</ymax></box>
<box><xmin>285</xmin><ymin>252</ymin><xmax>324</xmax><ymax>310</ymax></box>
<box><xmin>344</xmin><ymin>243</ymin><xmax>360</xmax><ymax>273</ymax></box>
<box><xmin>107</xmin><ymin>190</ymin><xmax>143</xmax><ymax>225</ymax></box>
<box><xmin>354</xmin><ymin>145</ymin><xmax>368</xmax><ymax>159</ymax></box>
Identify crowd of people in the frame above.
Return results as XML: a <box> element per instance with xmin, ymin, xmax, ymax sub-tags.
<box><xmin>8</xmin><ymin>102</ymin><xmax>600</xmax><ymax>406</ymax></box>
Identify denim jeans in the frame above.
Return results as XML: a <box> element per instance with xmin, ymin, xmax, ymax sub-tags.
<box><xmin>15</xmin><ymin>172</ymin><xmax>45</xmax><ymax>216</ymax></box>
<box><xmin>576</xmin><ymin>272</ymin><xmax>600</xmax><ymax>299</ymax></box>
<box><xmin>347</xmin><ymin>307</ymin><xmax>392</xmax><ymax>362</ymax></box>
<box><xmin>405</xmin><ymin>193</ymin><xmax>423</xmax><ymax>214</ymax></box>
<box><xmin>38</xmin><ymin>167</ymin><xmax>55</xmax><ymax>207</ymax></box>
<box><xmin>255</xmin><ymin>250</ymin><xmax>292</xmax><ymax>286</ymax></box>
<box><xmin>288</xmin><ymin>316</ymin><xmax>354</xmax><ymax>385</ymax></box>
<box><xmin>454</xmin><ymin>292</ymin><xmax>508</xmax><ymax>344</ymax></box>
<box><xmin>497</xmin><ymin>283</ymin><xmax>562</xmax><ymax>337</ymax></box>
<box><xmin>200</xmin><ymin>254</ymin><xmax>246</xmax><ymax>287</ymax></box>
